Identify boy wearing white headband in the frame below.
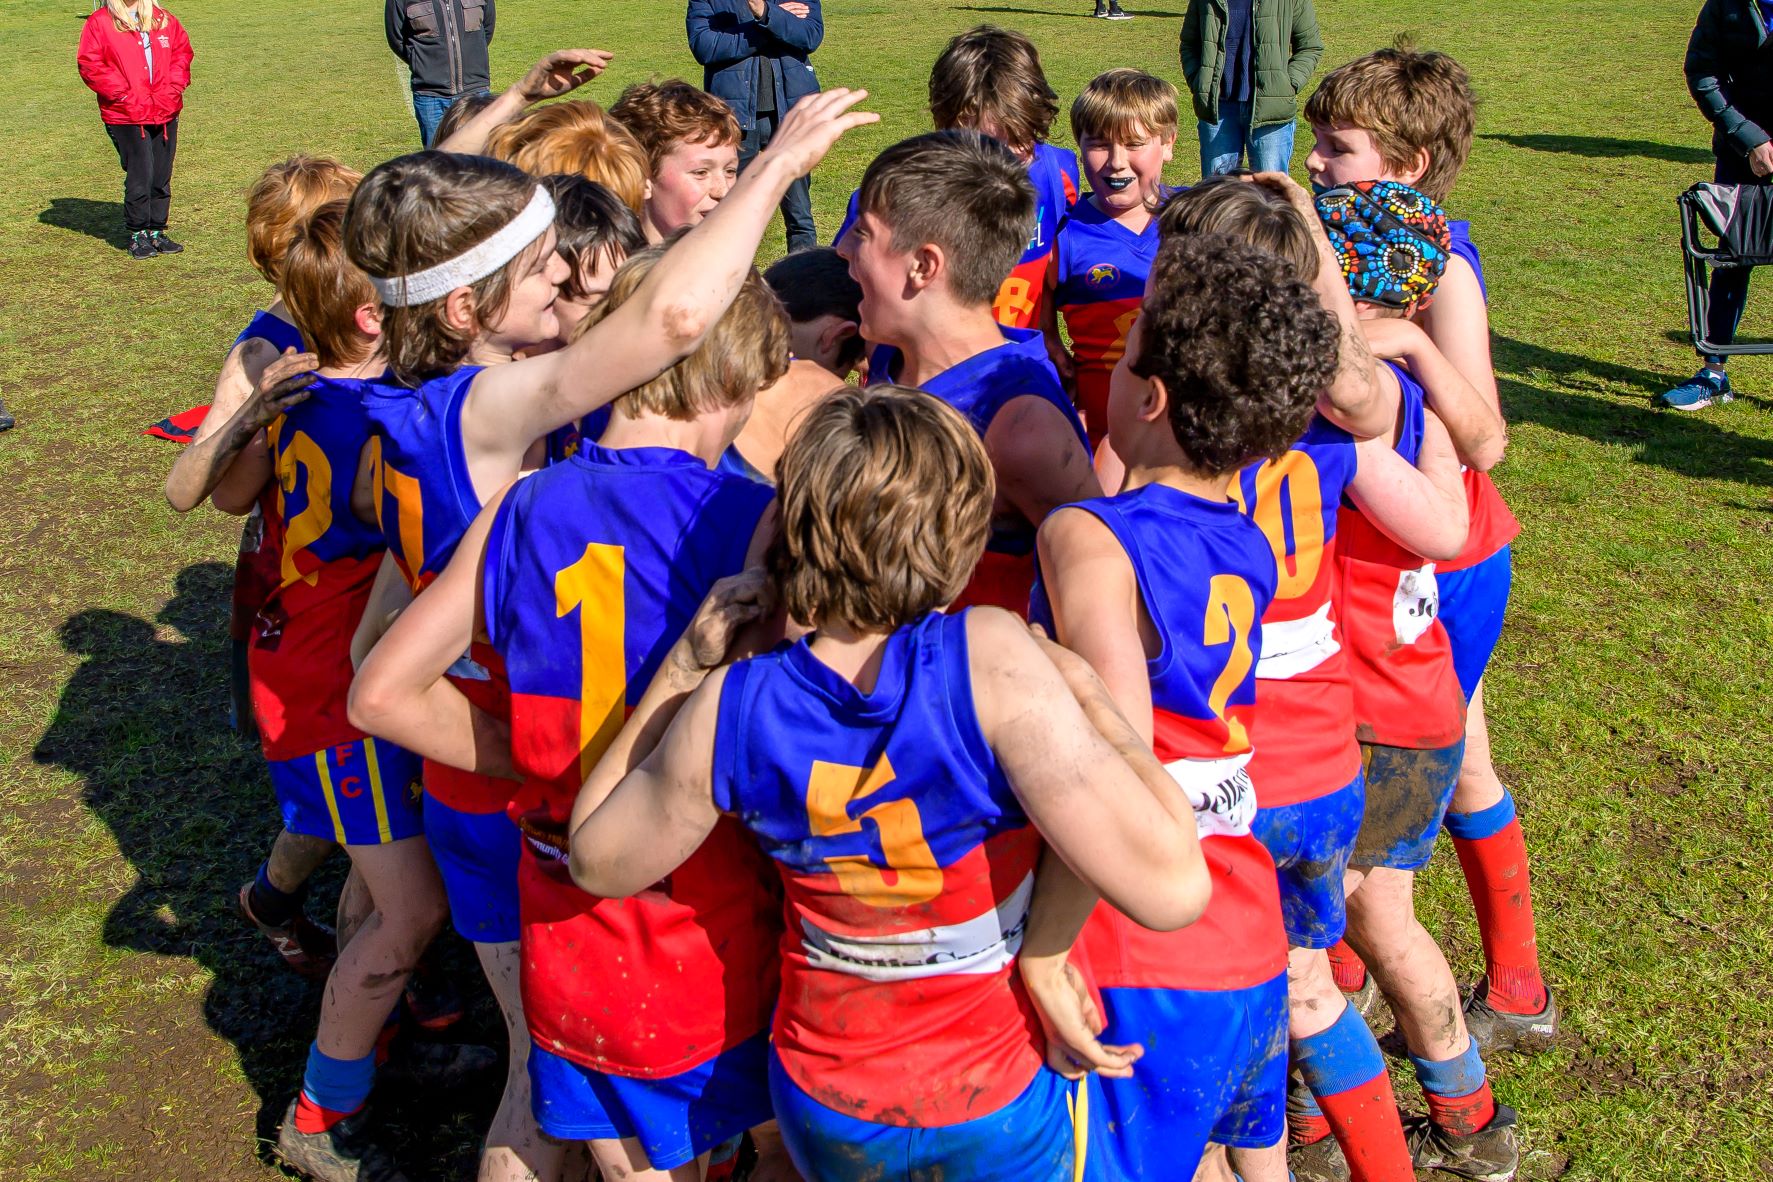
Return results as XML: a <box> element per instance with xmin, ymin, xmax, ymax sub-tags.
<box><xmin>259</xmin><ymin>81</ymin><xmax>877</xmax><ymax>1182</ymax></box>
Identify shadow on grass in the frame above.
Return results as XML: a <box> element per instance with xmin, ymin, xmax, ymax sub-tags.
<box><xmin>31</xmin><ymin>562</ymin><xmax>492</xmax><ymax>1178</ymax></box>
<box><xmin>952</xmin><ymin>3</ymin><xmax>1186</xmax><ymax>15</ymax></box>
<box><xmin>1480</xmin><ymin>134</ymin><xmax>1713</xmax><ymax>167</ymax></box>
<box><xmin>39</xmin><ymin>196</ymin><xmax>129</xmax><ymax>248</ymax></box>
<box><xmin>1496</xmin><ymin>334</ymin><xmax>1773</xmax><ymax>489</ymax></box>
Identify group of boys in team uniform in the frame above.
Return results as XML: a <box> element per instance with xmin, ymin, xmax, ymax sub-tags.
<box><xmin>162</xmin><ymin>22</ymin><xmax>1558</xmax><ymax>1182</ymax></box>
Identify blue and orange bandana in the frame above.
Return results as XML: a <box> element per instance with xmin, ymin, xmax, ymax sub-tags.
<box><xmin>1315</xmin><ymin>180</ymin><xmax>1451</xmax><ymax>312</ymax></box>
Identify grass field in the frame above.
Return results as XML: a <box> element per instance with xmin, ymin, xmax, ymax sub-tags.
<box><xmin>4</xmin><ymin>0</ymin><xmax>1772</xmax><ymax>1177</ymax></box>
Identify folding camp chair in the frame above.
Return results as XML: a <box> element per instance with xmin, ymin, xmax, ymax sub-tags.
<box><xmin>1680</xmin><ymin>181</ymin><xmax>1773</xmax><ymax>357</ymax></box>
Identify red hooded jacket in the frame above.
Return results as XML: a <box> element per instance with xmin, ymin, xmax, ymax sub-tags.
<box><xmin>77</xmin><ymin>5</ymin><xmax>193</xmax><ymax>126</ymax></box>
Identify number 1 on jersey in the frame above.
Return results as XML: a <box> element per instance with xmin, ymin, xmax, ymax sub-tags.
<box><xmin>556</xmin><ymin>542</ymin><xmax>628</xmax><ymax>781</ymax></box>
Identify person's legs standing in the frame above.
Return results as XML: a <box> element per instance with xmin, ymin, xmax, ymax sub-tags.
<box><xmin>148</xmin><ymin>118</ymin><xmax>183</xmax><ymax>252</ymax></box>
<box><xmin>1199</xmin><ymin>99</ymin><xmax>1252</xmax><ymax>178</ymax></box>
<box><xmin>1664</xmin><ymin>151</ymin><xmax>1766</xmax><ymax>408</ymax></box>
<box><xmin>105</xmin><ymin>122</ymin><xmax>155</xmax><ymax>255</ymax></box>
<box><xmin>1247</xmin><ymin>116</ymin><xmax>1297</xmax><ymax>175</ymax></box>
<box><xmin>414</xmin><ymin>93</ymin><xmax>451</xmax><ymax>146</ymax></box>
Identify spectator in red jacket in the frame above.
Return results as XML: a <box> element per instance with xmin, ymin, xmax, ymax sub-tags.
<box><xmin>77</xmin><ymin>1</ymin><xmax>193</xmax><ymax>260</ymax></box>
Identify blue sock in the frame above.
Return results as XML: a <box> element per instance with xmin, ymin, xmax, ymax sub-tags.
<box><xmin>1409</xmin><ymin>1038</ymin><xmax>1487</xmax><ymax>1098</ymax></box>
<box><xmin>1296</xmin><ymin>1000</ymin><xmax>1388</xmax><ymax>1098</ymax></box>
<box><xmin>249</xmin><ymin>859</ymin><xmax>305</xmax><ymax>928</ymax></box>
<box><xmin>297</xmin><ymin>1043</ymin><xmax>375</xmax><ymax>1125</ymax></box>
<box><xmin>1443</xmin><ymin>789</ymin><xmax>1516</xmax><ymax>841</ymax></box>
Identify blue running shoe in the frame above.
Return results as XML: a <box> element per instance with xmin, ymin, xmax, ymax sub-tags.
<box><xmin>1658</xmin><ymin>367</ymin><xmax>1734</xmax><ymax>410</ymax></box>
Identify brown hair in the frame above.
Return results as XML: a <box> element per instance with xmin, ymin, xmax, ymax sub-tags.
<box><xmin>246</xmin><ymin>156</ymin><xmax>363</xmax><ymax>287</ymax></box>
<box><xmin>486</xmin><ymin>100</ymin><xmax>650</xmax><ymax>214</ymax></box>
<box><xmin>856</xmin><ymin>131</ymin><xmax>1034</xmax><ymax>307</ymax></box>
<box><xmin>576</xmin><ymin>241</ymin><xmax>789</xmax><ymax>420</ymax></box>
<box><xmin>610</xmin><ymin>80</ymin><xmax>741</xmax><ymax>173</ymax></box>
<box><xmin>1303</xmin><ymin>40</ymin><xmax>1475</xmax><ymax>202</ymax></box>
<box><xmin>278</xmin><ymin>200</ymin><xmax>376</xmax><ymax>370</ymax></box>
<box><xmin>768</xmin><ymin>386</ymin><xmax>993</xmax><ymax>631</ymax></box>
<box><xmin>1132</xmin><ymin>233</ymin><xmax>1337</xmax><ymax>475</ymax></box>
<box><xmin>343</xmin><ymin>152</ymin><xmax>543</xmax><ymax>386</ymax></box>
<box><xmin>431</xmin><ymin>91</ymin><xmax>496</xmax><ymax>145</ymax></box>
<box><xmin>539</xmin><ymin>174</ymin><xmax>647</xmax><ymax>302</ymax></box>
<box><xmin>928</xmin><ymin>25</ymin><xmax>1058</xmax><ymax>156</ymax></box>
<box><xmin>1070</xmin><ymin>68</ymin><xmax>1179</xmax><ymax>145</ymax></box>
<box><xmin>1157</xmin><ymin>176</ymin><xmax>1319</xmax><ymax>280</ymax></box>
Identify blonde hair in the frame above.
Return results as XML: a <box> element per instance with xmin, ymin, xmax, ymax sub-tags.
<box><xmin>1071</xmin><ymin>68</ymin><xmax>1178</xmax><ymax>145</ymax></box>
<box><xmin>246</xmin><ymin>156</ymin><xmax>363</xmax><ymax>287</ymax></box>
<box><xmin>575</xmin><ymin>242</ymin><xmax>789</xmax><ymax>420</ymax></box>
<box><xmin>486</xmin><ymin>100</ymin><xmax>650</xmax><ymax>215</ymax></box>
<box><xmin>1304</xmin><ymin>40</ymin><xmax>1475</xmax><ymax>202</ymax></box>
<box><xmin>343</xmin><ymin>152</ymin><xmax>540</xmax><ymax>385</ymax></box>
<box><xmin>768</xmin><ymin>386</ymin><xmax>994</xmax><ymax>631</ymax></box>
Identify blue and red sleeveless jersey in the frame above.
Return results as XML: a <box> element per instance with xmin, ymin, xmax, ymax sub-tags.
<box><xmin>229</xmin><ymin>312</ymin><xmax>307</xmax><ymax>645</ymax></box>
<box><xmin>482</xmin><ymin>442</ymin><xmax>781</xmax><ymax>1077</ymax></box>
<box><xmin>1231</xmin><ymin>416</ymin><xmax>1362</xmax><ymax>807</ymax></box>
<box><xmin>1439</xmin><ymin>219</ymin><xmax>1519</xmax><ymax>574</ymax></box>
<box><xmin>1053</xmin><ymin>196</ymin><xmax>1160</xmax><ymax>445</ymax></box>
<box><xmin>833</xmin><ymin>143</ymin><xmax>1079</xmax><ymax>331</ymax></box>
<box><xmin>1336</xmin><ymin>363</ymin><xmax>1466</xmax><ymax>748</ymax></box>
<box><xmin>868</xmin><ymin>328</ymin><xmax>1088</xmax><ymax>615</ymax></box>
<box><xmin>251</xmin><ymin>376</ymin><xmax>387</xmax><ymax>761</ymax></box>
<box><xmin>711</xmin><ymin>609</ymin><xmax>1045</xmax><ymax>1127</ymax></box>
<box><xmin>1031</xmin><ymin>485</ymin><xmax>1287</xmax><ymax>991</ymax></box>
<box><xmin>362</xmin><ymin>366</ymin><xmax>512</xmax><ymax>811</ymax></box>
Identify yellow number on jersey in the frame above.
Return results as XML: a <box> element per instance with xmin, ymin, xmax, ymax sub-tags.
<box><xmin>275</xmin><ymin>425</ymin><xmax>334</xmax><ymax>589</ymax></box>
<box><xmin>369</xmin><ymin>436</ymin><xmax>426</xmax><ymax>590</ymax></box>
<box><xmin>805</xmin><ymin>754</ymin><xmax>942</xmax><ymax>908</ymax></box>
<box><xmin>1203</xmin><ymin>574</ymin><xmax>1256</xmax><ymax>753</ymax></box>
<box><xmin>555</xmin><ymin>541</ymin><xmax>628</xmax><ymax>781</ymax></box>
<box><xmin>1232</xmin><ymin>450</ymin><xmax>1326</xmax><ymax>600</ymax></box>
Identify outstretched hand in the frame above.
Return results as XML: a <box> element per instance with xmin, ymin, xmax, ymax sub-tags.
<box><xmin>241</xmin><ymin>348</ymin><xmax>319</xmax><ymax>431</ymax></box>
<box><xmin>514</xmin><ymin>49</ymin><xmax>614</xmax><ymax>104</ymax></box>
<box><xmin>755</xmin><ymin>88</ymin><xmax>879</xmax><ymax>180</ymax></box>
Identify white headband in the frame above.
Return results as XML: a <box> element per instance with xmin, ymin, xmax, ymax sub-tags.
<box><xmin>370</xmin><ymin>187</ymin><xmax>557</xmax><ymax>307</ymax></box>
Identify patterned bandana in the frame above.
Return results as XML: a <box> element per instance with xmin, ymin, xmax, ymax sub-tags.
<box><xmin>1314</xmin><ymin>180</ymin><xmax>1451</xmax><ymax>312</ymax></box>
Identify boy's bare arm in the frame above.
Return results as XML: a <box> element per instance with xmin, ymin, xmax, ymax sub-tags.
<box><xmin>169</xmin><ymin>348</ymin><xmax>317</xmax><ymax>512</ymax></box>
<box><xmin>459</xmin><ymin>89</ymin><xmax>878</xmax><ymax>493</ymax></box>
<box><xmin>1363</xmin><ymin>317</ymin><xmax>1505</xmax><ymax>471</ymax></box>
<box><xmin>1417</xmin><ymin>256</ymin><xmax>1500</xmax><ymax>412</ymax></box>
<box><xmin>985</xmin><ymin>397</ymin><xmax>1102</xmax><ymax>528</ymax></box>
<box><xmin>1348</xmin><ymin>408</ymin><xmax>1469</xmax><ymax>561</ymax></box>
<box><xmin>433</xmin><ymin>48</ymin><xmax>614</xmax><ymax>155</ymax></box>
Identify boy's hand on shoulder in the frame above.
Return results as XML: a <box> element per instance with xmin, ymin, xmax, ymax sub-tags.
<box><xmin>1358</xmin><ymin>316</ymin><xmax>1426</xmax><ymax>362</ymax></box>
<box><xmin>679</xmin><ymin>568</ymin><xmax>776</xmax><ymax>672</ymax></box>
<box><xmin>241</xmin><ymin>348</ymin><xmax>320</xmax><ymax>431</ymax></box>
<box><xmin>515</xmin><ymin>49</ymin><xmax>613</xmax><ymax>104</ymax></box>
<box><xmin>756</xmin><ymin>88</ymin><xmax>878</xmax><ymax>179</ymax></box>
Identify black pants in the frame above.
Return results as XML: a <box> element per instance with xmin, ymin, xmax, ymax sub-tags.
<box><xmin>1705</xmin><ymin>145</ymin><xmax>1768</xmax><ymax>362</ymax></box>
<box><xmin>741</xmin><ymin>108</ymin><xmax>816</xmax><ymax>253</ymax></box>
<box><xmin>105</xmin><ymin>117</ymin><xmax>178</xmax><ymax>234</ymax></box>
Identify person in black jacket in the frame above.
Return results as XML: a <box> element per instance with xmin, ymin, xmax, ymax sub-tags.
<box><xmin>386</xmin><ymin>0</ymin><xmax>495</xmax><ymax>146</ymax></box>
<box><xmin>1661</xmin><ymin>0</ymin><xmax>1773</xmax><ymax>409</ymax></box>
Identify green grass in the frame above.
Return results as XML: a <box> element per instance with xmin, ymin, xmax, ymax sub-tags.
<box><xmin>4</xmin><ymin>0</ymin><xmax>1772</xmax><ymax>1177</ymax></box>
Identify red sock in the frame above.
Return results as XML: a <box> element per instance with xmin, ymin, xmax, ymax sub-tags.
<box><xmin>1290</xmin><ymin>1108</ymin><xmax>1332</xmax><ymax>1146</ymax></box>
<box><xmin>1452</xmin><ymin>817</ymin><xmax>1546</xmax><ymax>1013</ymax></box>
<box><xmin>1320</xmin><ymin>1074</ymin><xmax>1414</xmax><ymax>1182</ymax></box>
<box><xmin>1424</xmin><ymin>1080</ymin><xmax>1496</xmax><ymax>1139</ymax></box>
<box><xmin>1328</xmin><ymin>938</ymin><xmax>1367</xmax><ymax>992</ymax></box>
<box><xmin>293</xmin><ymin>1091</ymin><xmax>360</xmax><ymax>1135</ymax></box>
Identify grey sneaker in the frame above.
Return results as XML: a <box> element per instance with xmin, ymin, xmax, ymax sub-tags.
<box><xmin>274</xmin><ymin>1100</ymin><xmax>410</xmax><ymax>1182</ymax></box>
<box><xmin>1463</xmin><ymin>978</ymin><xmax>1560</xmax><ymax>1053</ymax></box>
<box><xmin>1289</xmin><ymin>1133</ymin><xmax>1351</xmax><ymax>1182</ymax></box>
<box><xmin>127</xmin><ymin>231</ymin><xmax>157</xmax><ymax>260</ymax></box>
<box><xmin>1404</xmin><ymin>1103</ymin><xmax>1519</xmax><ymax>1182</ymax></box>
<box><xmin>1104</xmin><ymin>2</ymin><xmax>1133</xmax><ymax>17</ymax></box>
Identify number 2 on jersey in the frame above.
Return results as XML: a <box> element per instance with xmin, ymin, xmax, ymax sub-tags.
<box><xmin>1203</xmin><ymin>574</ymin><xmax>1255</xmax><ymax>753</ymax></box>
<box><xmin>274</xmin><ymin>424</ymin><xmax>333</xmax><ymax>589</ymax></box>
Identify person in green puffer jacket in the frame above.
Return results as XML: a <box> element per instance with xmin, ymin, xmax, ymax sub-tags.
<box><xmin>1180</xmin><ymin>0</ymin><xmax>1322</xmax><ymax>177</ymax></box>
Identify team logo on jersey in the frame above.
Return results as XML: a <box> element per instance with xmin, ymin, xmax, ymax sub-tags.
<box><xmin>1086</xmin><ymin>262</ymin><xmax>1120</xmax><ymax>289</ymax></box>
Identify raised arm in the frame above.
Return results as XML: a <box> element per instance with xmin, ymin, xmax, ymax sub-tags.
<box><xmin>969</xmin><ymin>608</ymin><xmax>1208</xmax><ymax>933</ymax></box>
<box><xmin>985</xmin><ymin>398</ymin><xmax>1102</xmax><ymax>529</ymax></box>
<box><xmin>347</xmin><ymin>481</ymin><xmax>517</xmax><ymax>778</ymax></box>
<box><xmin>457</xmin><ymin>88</ymin><xmax>878</xmax><ymax>482</ymax></box>
<box><xmin>1347</xmin><ymin>408</ymin><xmax>1469</xmax><ymax>562</ymax></box>
<box><xmin>432</xmin><ymin>48</ymin><xmax>613</xmax><ymax>155</ymax></box>
<box><xmin>1363</xmin><ymin>317</ymin><xmax>1505</xmax><ymax>471</ymax></box>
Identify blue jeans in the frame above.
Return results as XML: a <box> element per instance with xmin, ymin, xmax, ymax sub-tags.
<box><xmin>1198</xmin><ymin>100</ymin><xmax>1297</xmax><ymax>177</ymax></box>
<box><xmin>412</xmin><ymin>90</ymin><xmax>489</xmax><ymax>147</ymax></box>
<box><xmin>741</xmin><ymin>108</ymin><xmax>817</xmax><ymax>252</ymax></box>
